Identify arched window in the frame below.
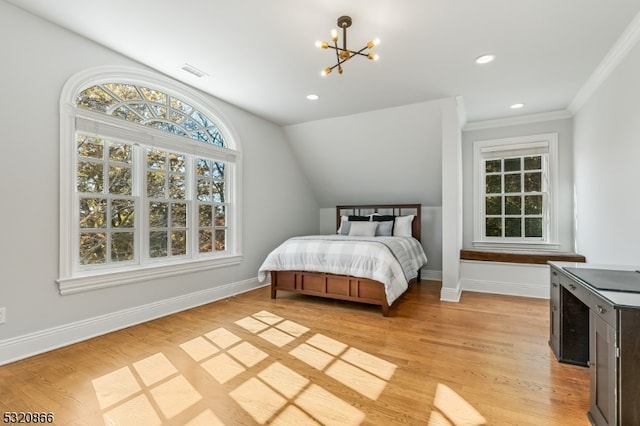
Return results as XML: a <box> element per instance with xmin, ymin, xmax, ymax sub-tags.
<box><xmin>57</xmin><ymin>67</ymin><xmax>243</xmax><ymax>294</ymax></box>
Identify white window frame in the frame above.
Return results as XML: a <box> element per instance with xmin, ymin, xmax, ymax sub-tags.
<box><xmin>473</xmin><ymin>133</ymin><xmax>559</xmax><ymax>251</ymax></box>
<box><xmin>57</xmin><ymin>66</ymin><xmax>243</xmax><ymax>294</ymax></box>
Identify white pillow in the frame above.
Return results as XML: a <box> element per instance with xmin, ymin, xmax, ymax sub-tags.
<box><xmin>348</xmin><ymin>221</ymin><xmax>379</xmax><ymax>237</ymax></box>
<box><xmin>336</xmin><ymin>215</ymin><xmax>349</xmax><ymax>234</ymax></box>
<box><xmin>393</xmin><ymin>215</ymin><xmax>414</xmax><ymax>237</ymax></box>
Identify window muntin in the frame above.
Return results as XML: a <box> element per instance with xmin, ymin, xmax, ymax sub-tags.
<box><xmin>483</xmin><ymin>154</ymin><xmax>546</xmax><ymax>239</ymax></box>
<box><xmin>59</xmin><ymin>69</ymin><xmax>242</xmax><ymax>294</ymax></box>
<box><xmin>76</xmin><ymin>83</ymin><xmax>225</xmax><ymax>147</ymax></box>
<box><xmin>473</xmin><ymin>133</ymin><xmax>558</xmax><ymax>251</ymax></box>
<box><xmin>77</xmin><ymin>134</ymin><xmax>137</xmax><ymax>266</ymax></box>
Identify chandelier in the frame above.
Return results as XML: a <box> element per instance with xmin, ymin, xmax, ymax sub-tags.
<box><xmin>315</xmin><ymin>15</ymin><xmax>380</xmax><ymax>76</ymax></box>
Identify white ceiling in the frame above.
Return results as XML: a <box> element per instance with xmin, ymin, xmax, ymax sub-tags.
<box><xmin>7</xmin><ymin>0</ymin><xmax>640</xmax><ymax>126</ymax></box>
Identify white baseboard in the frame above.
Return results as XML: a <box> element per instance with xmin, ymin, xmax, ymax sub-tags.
<box><xmin>421</xmin><ymin>268</ymin><xmax>442</xmax><ymax>281</ymax></box>
<box><xmin>440</xmin><ymin>282</ymin><xmax>462</xmax><ymax>302</ymax></box>
<box><xmin>0</xmin><ymin>278</ymin><xmax>267</xmax><ymax>366</ymax></box>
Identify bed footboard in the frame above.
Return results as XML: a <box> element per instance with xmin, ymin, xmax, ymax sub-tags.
<box><xmin>270</xmin><ymin>270</ymin><xmax>391</xmax><ymax>316</ymax></box>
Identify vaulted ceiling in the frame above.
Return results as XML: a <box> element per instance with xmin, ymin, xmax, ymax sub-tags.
<box><xmin>6</xmin><ymin>0</ymin><xmax>640</xmax><ymax>126</ymax></box>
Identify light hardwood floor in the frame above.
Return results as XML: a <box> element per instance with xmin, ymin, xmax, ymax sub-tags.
<box><xmin>0</xmin><ymin>281</ymin><xmax>590</xmax><ymax>426</ymax></box>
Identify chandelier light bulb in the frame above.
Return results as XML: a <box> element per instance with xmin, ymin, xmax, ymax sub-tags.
<box><xmin>330</xmin><ymin>29</ymin><xmax>338</xmax><ymax>41</ymax></box>
<box><xmin>321</xmin><ymin>67</ymin><xmax>332</xmax><ymax>76</ymax></box>
<box><xmin>368</xmin><ymin>52</ymin><xmax>379</xmax><ymax>61</ymax></box>
<box><xmin>315</xmin><ymin>40</ymin><xmax>328</xmax><ymax>49</ymax></box>
<box><xmin>367</xmin><ymin>38</ymin><xmax>380</xmax><ymax>49</ymax></box>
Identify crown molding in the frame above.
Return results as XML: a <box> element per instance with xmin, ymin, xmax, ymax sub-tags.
<box><xmin>463</xmin><ymin>110</ymin><xmax>572</xmax><ymax>131</ymax></box>
<box><xmin>568</xmin><ymin>11</ymin><xmax>640</xmax><ymax>114</ymax></box>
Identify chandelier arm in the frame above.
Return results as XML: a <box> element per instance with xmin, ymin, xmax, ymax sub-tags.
<box><xmin>349</xmin><ymin>45</ymin><xmax>372</xmax><ymax>57</ymax></box>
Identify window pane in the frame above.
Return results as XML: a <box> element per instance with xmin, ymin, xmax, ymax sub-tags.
<box><xmin>171</xmin><ymin>231</ymin><xmax>187</xmax><ymax>256</ymax></box>
<box><xmin>197</xmin><ymin>179</ymin><xmax>211</xmax><ymax>201</ymax></box>
<box><xmin>129</xmin><ymin>103</ymin><xmax>154</xmax><ymax>120</ymax></box>
<box><xmin>525</xmin><ymin>218</ymin><xmax>543</xmax><ymax>237</ymax></box>
<box><xmin>109</xmin><ymin>142</ymin><xmax>132</xmax><ymax>164</ymax></box>
<box><xmin>196</xmin><ymin>159</ymin><xmax>212</xmax><ymax>177</ymax></box>
<box><xmin>77</xmin><ymin>161</ymin><xmax>104</xmax><ymax>193</ymax></box>
<box><xmin>170</xmin><ymin>98</ymin><xmax>192</xmax><ymax>114</ymax></box>
<box><xmin>212</xmin><ymin>162</ymin><xmax>225</xmax><ymax>179</ymax></box>
<box><xmin>140</xmin><ymin>87</ymin><xmax>167</xmax><ymax>104</ymax></box>
<box><xmin>486</xmin><ymin>175</ymin><xmax>501</xmax><ymax>194</ymax></box>
<box><xmin>147</xmin><ymin>149</ymin><xmax>166</xmax><ymax>169</ymax></box>
<box><xmin>169</xmin><ymin>110</ymin><xmax>185</xmax><ymax>123</ymax></box>
<box><xmin>171</xmin><ymin>203</ymin><xmax>187</xmax><ymax>227</ymax></box>
<box><xmin>149</xmin><ymin>202</ymin><xmax>168</xmax><ymax>227</ymax></box>
<box><xmin>169</xmin><ymin>153</ymin><xmax>186</xmax><ymax>173</ymax></box>
<box><xmin>214</xmin><ymin>205</ymin><xmax>226</xmax><ymax>226</ymax></box>
<box><xmin>105</xmin><ymin>83</ymin><xmax>142</xmax><ymax>101</ymax></box>
<box><xmin>199</xmin><ymin>229</ymin><xmax>212</xmax><ymax>253</ymax></box>
<box><xmin>147</xmin><ymin>171</ymin><xmax>166</xmax><ymax>198</ymax></box>
<box><xmin>80</xmin><ymin>198</ymin><xmax>107</xmax><ymax>228</ymax></box>
<box><xmin>149</xmin><ymin>231</ymin><xmax>168</xmax><ymax>258</ymax></box>
<box><xmin>504</xmin><ymin>158</ymin><xmax>521</xmax><ymax>172</ymax></box>
<box><xmin>111</xmin><ymin>232</ymin><xmax>134</xmax><ymax>262</ymax></box>
<box><xmin>485</xmin><ymin>218</ymin><xmax>502</xmax><ymax>237</ymax></box>
<box><xmin>77</xmin><ymin>135</ymin><xmax>104</xmax><ymax>159</ymax></box>
<box><xmin>112</xmin><ymin>199</ymin><xmax>135</xmax><ymax>228</ymax></box>
<box><xmin>524</xmin><ymin>172</ymin><xmax>542</xmax><ymax>192</ymax></box>
<box><xmin>505</xmin><ymin>218</ymin><xmax>522</xmax><ymax>237</ymax></box>
<box><xmin>76</xmin><ymin>86</ymin><xmax>116</xmax><ymax>113</ymax></box>
<box><xmin>485</xmin><ymin>160</ymin><xmax>501</xmax><ymax>173</ymax></box>
<box><xmin>169</xmin><ymin>174</ymin><xmax>186</xmax><ymax>199</ymax></box>
<box><xmin>524</xmin><ymin>156</ymin><xmax>541</xmax><ymax>170</ymax></box>
<box><xmin>212</xmin><ymin>182</ymin><xmax>225</xmax><ymax>203</ymax></box>
<box><xmin>109</xmin><ymin>165</ymin><xmax>132</xmax><ymax>195</ymax></box>
<box><xmin>199</xmin><ymin>204</ymin><xmax>212</xmax><ymax>227</ymax></box>
<box><xmin>215</xmin><ymin>230</ymin><xmax>226</xmax><ymax>251</ymax></box>
<box><xmin>79</xmin><ymin>232</ymin><xmax>106</xmax><ymax>264</ymax></box>
<box><xmin>525</xmin><ymin>195</ymin><xmax>543</xmax><ymax>215</ymax></box>
<box><xmin>485</xmin><ymin>196</ymin><xmax>501</xmax><ymax>215</ymax></box>
<box><xmin>504</xmin><ymin>174</ymin><xmax>521</xmax><ymax>193</ymax></box>
<box><xmin>505</xmin><ymin>196</ymin><xmax>521</xmax><ymax>215</ymax></box>
<box><xmin>112</xmin><ymin>106</ymin><xmax>142</xmax><ymax>123</ymax></box>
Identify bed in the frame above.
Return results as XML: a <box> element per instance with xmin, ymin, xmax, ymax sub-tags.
<box><xmin>258</xmin><ymin>204</ymin><xmax>428</xmax><ymax>316</ymax></box>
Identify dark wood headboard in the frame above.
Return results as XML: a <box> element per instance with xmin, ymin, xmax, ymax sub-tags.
<box><xmin>336</xmin><ymin>204</ymin><xmax>422</xmax><ymax>241</ymax></box>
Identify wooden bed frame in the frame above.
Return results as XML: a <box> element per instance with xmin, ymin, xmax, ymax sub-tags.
<box><xmin>270</xmin><ymin>204</ymin><xmax>422</xmax><ymax>316</ymax></box>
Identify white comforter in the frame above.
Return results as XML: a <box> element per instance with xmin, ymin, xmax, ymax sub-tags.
<box><xmin>258</xmin><ymin>235</ymin><xmax>428</xmax><ymax>305</ymax></box>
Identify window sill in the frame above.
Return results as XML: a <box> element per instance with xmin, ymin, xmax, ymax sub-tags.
<box><xmin>472</xmin><ymin>240</ymin><xmax>561</xmax><ymax>252</ymax></box>
<box><xmin>57</xmin><ymin>254</ymin><xmax>243</xmax><ymax>295</ymax></box>
<box><xmin>461</xmin><ymin>249</ymin><xmax>585</xmax><ymax>265</ymax></box>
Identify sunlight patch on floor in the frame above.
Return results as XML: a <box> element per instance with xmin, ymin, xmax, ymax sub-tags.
<box><xmin>201</xmin><ymin>352</ymin><xmax>245</xmax><ymax>384</ymax></box>
<box><xmin>428</xmin><ymin>383</ymin><xmax>487</xmax><ymax>426</ymax></box>
<box><xmin>92</xmin><ymin>310</ymin><xmax>404</xmax><ymax>425</ymax></box>
<box><xmin>132</xmin><ymin>352</ymin><xmax>177</xmax><ymax>386</ymax></box>
<box><xmin>149</xmin><ymin>376</ymin><xmax>202</xmax><ymax>419</ymax></box>
<box><xmin>92</xmin><ymin>366</ymin><xmax>141</xmax><ymax>409</ymax></box>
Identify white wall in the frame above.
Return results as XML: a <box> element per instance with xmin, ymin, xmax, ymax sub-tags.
<box><xmin>573</xmin><ymin>40</ymin><xmax>640</xmax><ymax>265</ymax></box>
<box><xmin>282</xmin><ymin>100</ymin><xmax>444</xmax><ymax>208</ymax></box>
<box><xmin>0</xmin><ymin>2</ymin><xmax>319</xmax><ymax>362</ymax></box>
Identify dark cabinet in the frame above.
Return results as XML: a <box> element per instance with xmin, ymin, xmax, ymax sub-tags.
<box><xmin>549</xmin><ymin>263</ymin><xmax>640</xmax><ymax>426</ymax></box>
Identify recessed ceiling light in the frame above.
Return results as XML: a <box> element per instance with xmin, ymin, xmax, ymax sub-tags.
<box><xmin>306</xmin><ymin>94</ymin><xmax>319</xmax><ymax>101</ymax></box>
<box><xmin>475</xmin><ymin>54</ymin><xmax>495</xmax><ymax>65</ymax></box>
<box><xmin>510</xmin><ymin>103</ymin><xmax>525</xmax><ymax>109</ymax></box>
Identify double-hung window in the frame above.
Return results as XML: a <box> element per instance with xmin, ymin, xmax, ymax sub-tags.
<box><xmin>58</xmin><ymin>67</ymin><xmax>242</xmax><ymax>294</ymax></box>
<box><xmin>473</xmin><ymin>133</ymin><xmax>558</xmax><ymax>251</ymax></box>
